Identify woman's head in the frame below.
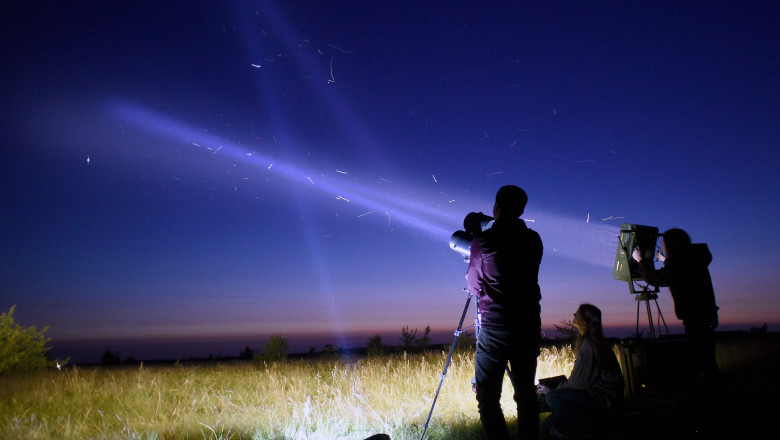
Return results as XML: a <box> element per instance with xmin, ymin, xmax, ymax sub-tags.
<box><xmin>574</xmin><ymin>303</ymin><xmax>614</xmax><ymax>365</ymax></box>
<box><xmin>574</xmin><ymin>303</ymin><xmax>604</xmax><ymax>338</ymax></box>
<box><xmin>661</xmin><ymin>228</ymin><xmax>691</xmax><ymax>257</ymax></box>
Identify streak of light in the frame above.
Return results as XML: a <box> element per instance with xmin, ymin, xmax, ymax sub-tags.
<box><xmin>336</xmin><ymin>170</ymin><xmax>348</xmax><ymax>174</ymax></box>
<box><xmin>432</xmin><ymin>174</ymin><xmax>437</xmax><ymax>183</ymax></box>
<box><xmin>328</xmin><ymin>44</ymin><xmax>354</xmax><ymax>54</ymax></box>
<box><xmin>357</xmin><ymin>211</ymin><xmax>374</xmax><ymax>218</ymax></box>
<box><xmin>109</xmin><ymin>102</ymin><xmax>622</xmax><ymax>268</ymax></box>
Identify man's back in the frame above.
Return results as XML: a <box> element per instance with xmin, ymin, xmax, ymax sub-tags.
<box><xmin>468</xmin><ymin>217</ymin><xmax>543</xmax><ymax>330</ymax></box>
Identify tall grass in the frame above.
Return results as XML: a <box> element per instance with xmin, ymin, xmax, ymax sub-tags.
<box><xmin>0</xmin><ymin>347</ymin><xmax>577</xmax><ymax>440</ymax></box>
<box><xmin>7</xmin><ymin>336</ymin><xmax>775</xmax><ymax>440</ymax></box>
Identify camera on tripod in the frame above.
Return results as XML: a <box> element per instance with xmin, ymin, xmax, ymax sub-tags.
<box><xmin>449</xmin><ymin>212</ymin><xmax>494</xmax><ymax>261</ymax></box>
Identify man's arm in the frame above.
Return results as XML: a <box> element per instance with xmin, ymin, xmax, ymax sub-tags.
<box><xmin>466</xmin><ymin>237</ymin><xmax>483</xmax><ymax>295</ymax></box>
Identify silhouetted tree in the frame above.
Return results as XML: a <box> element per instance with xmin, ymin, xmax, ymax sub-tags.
<box><xmin>455</xmin><ymin>329</ymin><xmax>477</xmax><ymax>351</ymax></box>
<box><xmin>239</xmin><ymin>346</ymin><xmax>255</xmax><ymax>359</ymax></box>
<box><xmin>100</xmin><ymin>349</ymin><xmax>121</xmax><ymax>365</ymax></box>
<box><xmin>261</xmin><ymin>335</ymin><xmax>289</xmax><ymax>361</ymax></box>
<box><xmin>553</xmin><ymin>319</ymin><xmax>579</xmax><ymax>343</ymax></box>
<box><xmin>417</xmin><ymin>325</ymin><xmax>432</xmax><ymax>351</ymax></box>
<box><xmin>367</xmin><ymin>334</ymin><xmax>387</xmax><ymax>356</ymax></box>
<box><xmin>399</xmin><ymin>325</ymin><xmax>418</xmax><ymax>352</ymax></box>
<box><xmin>750</xmin><ymin>322</ymin><xmax>768</xmax><ymax>335</ymax></box>
<box><xmin>322</xmin><ymin>344</ymin><xmax>337</xmax><ymax>357</ymax></box>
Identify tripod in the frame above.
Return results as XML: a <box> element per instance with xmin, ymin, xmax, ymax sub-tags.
<box><xmin>635</xmin><ymin>287</ymin><xmax>670</xmax><ymax>340</ymax></box>
<box><xmin>419</xmin><ymin>288</ymin><xmax>512</xmax><ymax>440</ymax></box>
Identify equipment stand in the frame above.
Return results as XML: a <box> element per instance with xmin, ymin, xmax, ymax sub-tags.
<box><xmin>419</xmin><ymin>288</ymin><xmax>512</xmax><ymax>440</ymax></box>
<box><xmin>635</xmin><ymin>290</ymin><xmax>670</xmax><ymax>340</ymax></box>
<box><xmin>419</xmin><ymin>288</ymin><xmax>478</xmax><ymax>440</ymax></box>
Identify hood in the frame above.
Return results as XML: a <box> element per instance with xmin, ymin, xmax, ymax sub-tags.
<box><xmin>681</xmin><ymin>243</ymin><xmax>713</xmax><ymax>267</ymax></box>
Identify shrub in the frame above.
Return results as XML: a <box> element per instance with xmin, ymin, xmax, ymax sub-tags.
<box><xmin>417</xmin><ymin>325</ymin><xmax>433</xmax><ymax>351</ymax></box>
<box><xmin>553</xmin><ymin>319</ymin><xmax>579</xmax><ymax>342</ymax></box>
<box><xmin>399</xmin><ymin>325</ymin><xmax>418</xmax><ymax>352</ymax></box>
<box><xmin>454</xmin><ymin>329</ymin><xmax>476</xmax><ymax>351</ymax></box>
<box><xmin>258</xmin><ymin>334</ymin><xmax>289</xmax><ymax>362</ymax></box>
<box><xmin>100</xmin><ymin>349</ymin><xmax>122</xmax><ymax>365</ymax></box>
<box><xmin>0</xmin><ymin>306</ymin><xmax>65</xmax><ymax>375</ymax></box>
<box><xmin>366</xmin><ymin>334</ymin><xmax>387</xmax><ymax>356</ymax></box>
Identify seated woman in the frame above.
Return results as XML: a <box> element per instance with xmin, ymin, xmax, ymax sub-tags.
<box><xmin>537</xmin><ymin>304</ymin><xmax>624</xmax><ymax>439</ymax></box>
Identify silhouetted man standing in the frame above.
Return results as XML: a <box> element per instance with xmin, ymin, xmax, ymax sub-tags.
<box><xmin>467</xmin><ymin>185</ymin><xmax>543</xmax><ymax>440</ymax></box>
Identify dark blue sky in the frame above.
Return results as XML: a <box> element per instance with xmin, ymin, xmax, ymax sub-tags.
<box><xmin>2</xmin><ymin>1</ymin><xmax>778</xmax><ymax>361</ymax></box>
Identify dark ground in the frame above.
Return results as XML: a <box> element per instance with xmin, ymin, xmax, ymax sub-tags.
<box><xmin>574</xmin><ymin>332</ymin><xmax>779</xmax><ymax>440</ymax></box>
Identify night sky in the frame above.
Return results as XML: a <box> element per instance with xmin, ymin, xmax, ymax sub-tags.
<box><xmin>2</xmin><ymin>1</ymin><xmax>778</xmax><ymax>362</ymax></box>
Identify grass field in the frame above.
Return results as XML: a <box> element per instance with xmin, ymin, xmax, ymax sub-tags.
<box><xmin>1</xmin><ymin>334</ymin><xmax>778</xmax><ymax>439</ymax></box>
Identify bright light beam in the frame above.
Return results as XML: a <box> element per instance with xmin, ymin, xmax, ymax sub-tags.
<box><xmin>109</xmin><ymin>101</ymin><xmax>459</xmax><ymax>240</ymax></box>
<box><xmin>109</xmin><ymin>101</ymin><xmax>622</xmax><ymax>269</ymax></box>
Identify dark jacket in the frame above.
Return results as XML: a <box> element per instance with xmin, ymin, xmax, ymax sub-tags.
<box><xmin>466</xmin><ymin>218</ymin><xmax>543</xmax><ymax>331</ymax></box>
<box><xmin>638</xmin><ymin>243</ymin><xmax>719</xmax><ymax>328</ymax></box>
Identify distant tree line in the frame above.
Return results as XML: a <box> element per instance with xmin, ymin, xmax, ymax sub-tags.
<box><xmin>235</xmin><ymin>324</ymin><xmax>478</xmax><ymax>363</ymax></box>
<box><xmin>96</xmin><ymin>318</ymin><xmax>588</xmax><ymax>366</ymax></box>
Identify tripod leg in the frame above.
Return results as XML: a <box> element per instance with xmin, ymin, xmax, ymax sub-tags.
<box><xmin>636</xmin><ymin>301</ymin><xmax>641</xmax><ymax>337</ymax></box>
<box><xmin>653</xmin><ymin>298</ymin><xmax>671</xmax><ymax>336</ymax></box>
<box><xmin>646</xmin><ymin>299</ymin><xmax>656</xmax><ymax>340</ymax></box>
<box><xmin>420</xmin><ymin>290</ymin><xmax>473</xmax><ymax>440</ymax></box>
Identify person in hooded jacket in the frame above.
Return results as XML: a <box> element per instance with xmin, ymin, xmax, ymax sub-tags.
<box><xmin>632</xmin><ymin>228</ymin><xmax>720</xmax><ymax>392</ymax></box>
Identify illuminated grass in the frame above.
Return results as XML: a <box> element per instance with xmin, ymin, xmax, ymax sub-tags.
<box><xmin>13</xmin><ymin>335</ymin><xmax>774</xmax><ymax>440</ymax></box>
<box><xmin>0</xmin><ymin>347</ymin><xmax>576</xmax><ymax>440</ymax></box>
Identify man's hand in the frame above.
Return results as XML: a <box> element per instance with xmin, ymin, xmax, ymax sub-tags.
<box><xmin>632</xmin><ymin>248</ymin><xmax>642</xmax><ymax>262</ymax></box>
<box><xmin>656</xmin><ymin>249</ymin><xmax>666</xmax><ymax>262</ymax></box>
<box><xmin>536</xmin><ymin>384</ymin><xmax>550</xmax><ymax>396</ymax></box>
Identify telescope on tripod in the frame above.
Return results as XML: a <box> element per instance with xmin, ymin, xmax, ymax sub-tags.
<box><xmin>417</xmin><ymin>213</ymin><xmax>495</xmax><ymax>440</ymax></box>
<box><xmin>613</xmin><ymin>223</ymin><xmax>670</xmax><ymax>340</ymax></box>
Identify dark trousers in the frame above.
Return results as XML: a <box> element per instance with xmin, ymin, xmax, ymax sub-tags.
<box><xmin>543</xmin><ymin>387</ymin><xmax>605</xmax><ymax>437</ymax></box>
<box><xmin>684</xmin><ymin>323</ymin><xmax>719</xmax><ymax>394</ymax></box>
<box><xmin>475</xmin><ymin>327</ymin><xmax>540</xmax><ymax>440</ymax></box>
